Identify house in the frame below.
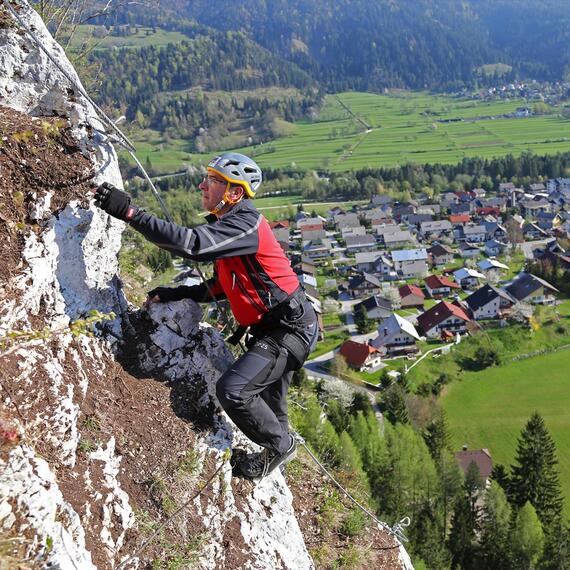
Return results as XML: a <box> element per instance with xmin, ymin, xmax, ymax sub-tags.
<box><xmin>355</xmin><ymin>295</ymin><xmax>393</xmax><ymax>320</ymax></box>
<box><xmin>341</xmin><ymin>225</ymin><xmax>367</xmax><ymax>237</ymax></box>
<box><xmin>303</xmin><ymin>240</ymin><xmax>332</xmax><ymax>261</ymax></box>
<box><xmin>418</xmin><ymin>203</ymin><xmax>441</xmax><ymax>216</ymax></box>
<box><xmin>376</xmin><ymin>223</ymin><xmax>402</xmax><ymax>240</ymax></box>
<box><xmin>521</xmin><ymin>198</ymin><xmax>551</xmax><ymax>217</ymax></box>
<box><xmin>523</xmin><ymin>221</ymin><xmax>549</xmax><ymax>240</ymax></box>
<box><xmin>345</xmin><ymin>234</ymin><xmax>377</xmax><ymax>254</ymax></box>
<box><xmin>298</xmin><ymin>273</ymin><xmax>317</xmax><ymax>289</ymax></box>
<box><xmin>458</xmin><ymin>242</ymin><xmax>481</xmax><ymax>258</ymax></box>
<box><xmin>399</xmin><ymin>284</ymin><xmax>425</xmax><ymax>309</ymax></box>
<box><xmin>485</xmin><ymin>239</ymin><xmax>507</xmax><ymax>257</ymax></box>
<box><xmin>477</xmin><ymin>258</ymin><xmax>509</xmax><ymax>278</ymax></box>
<box><xmin>455</xmin><ymin>448</ymin><xmax>493</xmax><ymax>488</ymax></box>
<box><xmin>547</xmin><ymin>178</ymin><xmax>570</xmax><ymax>193</ymax></box>
<box><xmin>465</xmin><ymin>284</ymin><xmax>515</xmax><ymax>320</ymax></box>
<box><xmin>407</xmin><ymin>213</ymin><xmax>434</xmax><ymax>228</ymax></box>
<box><xmin>448</xmin><ymin>203</ymin><xmax>472</xmax><ymax>216</ymax></box>
<box><xmin>297</xmin><ymin>217</ymin><xmax>324</xmax><ymax>231</ymax></box>
<box><xmin>369</xmin><ymin>314</ymin><xmax>421</xmax><ymax>357</ymax></box>
<box><xmin>417</xmin><ymin>301</ymin><xmax>471</xmax><ymax>339</ymax></box>
<box><xmin>428</xmin><ymin>244</ymin><xmax>454</xmax><ymax>267</ymax></box>
<box><xmin>393</xmin><ymin>204</ymin><xmax>417</xmax><ymax>222</ymax></box>
<box><xmin>334</xmin><ymin>212</ymin><xmax>360</xmax><ymax>230</ymax></box>
<box><xmin>420</xmin><ymin>220</ymin><xmax>453</xmax><ymax>240</ymax></box>
<box><xmin>270</xmin><ymin>224</ymin><xmax>290</xmax><ymax>250</ymax></box>
<box><xmin>339</xmin><ymin>340</ymin><xmax>383</xmax><ymax>371</ymax></box>
<box><xmin>348</xmin><ymin>272</ymin><xmax>383</xmax><ymax>297</ymax></box>
<box><xmin>449</xmin><ymin>214</ymin><xmax>471</xmax><ymax>226</ymax></box>
<box><xmin>301</xmin><ymin>228</ymin><xmax>327</xmax><ymax>242</ymax></box>
<box><xmin>424</xmin><ymin>274</ymin><xmax>461</xmax><ymax>298</ymax></box>
<box><xmin>453</xmin><ymin>267</ymin><xmax>486</xmax><ymax>290</ymax></box>
<box><xmin>506</xmin><ymin>273</ymin><xmax>559</xmax><ymax>304</ymax></box>
<box><xmin>483</xmin><ymin>221</ymin><xmax>507</xmax><ymax>242</ymax></box>
<box><xmin>460</xmin><ymin>224</ymin><xmax>487</xmax><ymax>243</ymax></box>
<box><xmin>391</xmin><ymin>249</ymin><xmax>429</xmax><ymax>279</ymax></box>
<box><xmin>293</xmin><ymin>259</ymin><xmax>317</xmax><ymax>277</ymax></box>
<box><xmin>384</xmin><ymin>230</ymin><xmax>415</xmax><ymax>249</ymax></box>
<box><xmin>354</xmin><ymin>252</ymin><xmax>395</xmax><ymax>277</ymax></box>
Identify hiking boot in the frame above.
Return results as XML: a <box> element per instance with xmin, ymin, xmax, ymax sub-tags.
<box><xmin>238</xmin><ymin>435</ymin><xmax>297</xmax><ymax>480</ymax></box>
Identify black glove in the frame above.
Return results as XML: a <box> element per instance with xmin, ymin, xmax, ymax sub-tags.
<box><xmin>147</xmin><ymin>284</ymin><xmax>208</xmax><ymax>303</ymax></box>
<box><xmin>94</xmin><ymin>182</ymin><xmax>138</xmax><ymax>221</ymax></box>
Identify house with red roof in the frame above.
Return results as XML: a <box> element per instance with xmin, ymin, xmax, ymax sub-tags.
<box><xmin>338</xmin><ymin>340</ymin><xmax>383</xmax><ymax>371</ymax></box>
<box><xmin>398</xmin><ymin>284</ymin><xmax>425</xmax><ymax>309</ymax></box>
<box><xmin>424</xmin><ymin>274</ymin><xmax>461</xmax><ymax>298</ymax></box>
<box><xmin>449</xmin><ymin>214</ymin><xmax>471</xmax><ymax>226</ymax></box>
<box><xmin>417</xmin><ymin>300</ymin><xmax>471</xmax><ymax>339</ymax></box>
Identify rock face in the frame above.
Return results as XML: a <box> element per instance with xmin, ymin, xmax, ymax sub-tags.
<box><xmin>0</xmin><ymin>3</ymin><xmax>313</xmax><ymax>568</ymax></box>
<box><xmin>0</xmin><ymin>3</ymin><xmax>411</xmax><ymax>569</ymax></box>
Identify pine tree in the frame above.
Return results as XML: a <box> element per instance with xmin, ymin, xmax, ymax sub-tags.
<box><xmin>539</xmin><ymin>517</ymin><xmax>570</xmax><ymax>570</ymax></box>
<box><xmin>448</xmin><ymin>493</ymin><xmax>478</xmax><ymax>570</ymax></box>
<box><xmin>510</xmin><ymin>502</ymin><xmax>544</xmax><ymax>570</ymax></box>
<box><xmin>465</xmin><ymin>461</ymin><xmax>484</xmax><ymax>522</ymax></box>
<box><xmin>382</xmin><ymin>383</ymin><xmax>409</xmax><ymax>425</ymax></box>
<box><xmin>510</xmin><ymin>413</ymin><xmax>564</xmax><ymax>527</ymax></box>
<box><xmin>424</xmin><ymin>410</ymin><xmax>452</xmax><ymax>462</ymax></box>
<box><xmin>479</xmin><ymin>482</ymin><xmax>512</xmax><ymax>570</ymax></box>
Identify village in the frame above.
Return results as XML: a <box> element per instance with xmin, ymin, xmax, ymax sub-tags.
<box><xmin>263</xmin><ymin>178</ymin><xmax>570</xmax><ymax>385</ymax></box>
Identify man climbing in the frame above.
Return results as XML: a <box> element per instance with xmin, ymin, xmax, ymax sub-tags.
<box><xmin>94</xmin><ymin>153</ymin><xmax>318</xmax><ymax>479</ymax></box>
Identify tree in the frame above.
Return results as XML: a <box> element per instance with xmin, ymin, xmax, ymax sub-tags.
<box><xmin>465</xmin><ymin>461</ymin><xmax>484</xmax><ymax>521</ymax></box>
<box><xmin>540</xmin><ymin>517</ymin><xmax>570</xmax><ymax>570</ymax></box>
<box><xmin>510</xmin><ymin>413</ymin><xmax>564</xmax><ymax>527</ymax></box>
<box><xmin>423</xmin><ymin>411</ymin><xmax>452</xmax><ymax>462</ymax></box>
<box><xmin>448</xmin><ymin>493</ymin><xmax>478</xmax><ymax>570</ymax></box>
<box><xmin>479</xmin><ymin>482</ymin><xmax>512</xmax><ymax>570</ymax></box>
<box><xmin>511</xmin><ymin>502</ymin><xmax>544</xmax><ymax>570</ymax></box>
<box><xmin>382</xmin><ymin>384</ymin><xmax>409</xmax><ymax>425</ymax></box>
<box><xmin>349</xmin><ymin>392</ymin><xmax>373</xmax><ymax>417</ymax></box>
<box><xmin>338</xmin><ymin>431</ymin><xmax>369</xmax><ymax>493</ymax></box>
<box><xmin>354</xmin><ymin>307</ymin><xmax>375</xmax><ymax>334</ymax></box>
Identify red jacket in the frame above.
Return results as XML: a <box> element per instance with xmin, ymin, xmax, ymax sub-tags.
<box><xmin>130</xmin><ymin>200</ymin><xmax>300</xmax><ymax>326</ymax></box>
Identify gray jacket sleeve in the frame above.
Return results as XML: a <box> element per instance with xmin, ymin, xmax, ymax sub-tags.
<box><xmin>129</xmin><ymin>207</ymin><xmax>260</xmax><ymax>262</ymax></box>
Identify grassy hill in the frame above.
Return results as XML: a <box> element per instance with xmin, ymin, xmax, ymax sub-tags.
<box><xmin>122</xmin><ymin>90</ymin><xmax>570</xmax><ymax>175</ymax></box>
<box><xmin>443</xmin><ymin>348</ymin><xmax>570</xmax><ymax>516</ymax></box>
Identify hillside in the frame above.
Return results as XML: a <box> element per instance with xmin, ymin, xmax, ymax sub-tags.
<box><xmin>112</xmin><ymin>0</ymin><xmax>570</xmax><ymax>89</ymax></box>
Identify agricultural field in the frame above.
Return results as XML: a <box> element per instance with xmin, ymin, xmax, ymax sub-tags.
<box><xmin>443</xmin><ymin>348</ymin><xmax>570</xmax><ymax>516</ymax></box>
<box><xmin>124</xmin><ymin>90</ymin><xmax>570</xmax><ymax>176</ymax></box>
<box><xmin>241</xmin><ymin>91</ymin><xmax>570</xmax><ymax>171</ymax></box>
<box><xmin>68</xmin><ymin>25</ymin><xmax>188</xmax><ymax>52</ymax></box>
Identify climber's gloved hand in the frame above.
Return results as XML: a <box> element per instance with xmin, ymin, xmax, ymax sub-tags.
<box><xmin>94</xmin><ymin>182</ymin><xmax>138</xmax><ymax>222</ymax></box>
<box><xmin>144</xmin><ymin>285</ymin><xmax>208</xmax><ymax>310</ymax></box>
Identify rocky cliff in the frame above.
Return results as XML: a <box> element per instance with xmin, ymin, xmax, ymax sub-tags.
<box><xmin>0</xmin><ymin>3</ymin><xmax>411</xmax><ymax>568</ymax></box>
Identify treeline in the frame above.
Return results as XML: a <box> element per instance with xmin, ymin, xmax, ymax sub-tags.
<box><xmin>126</xmin><ymin>151</ymin><xmax>570</xmax><ymax>205</ymax></box>
<box><xmin>290</xmin><ymin>370</ymin><xmax>569</xmax><ymax>569</ymax></box>
<box><xmin>111</xmin><ymin>0</ymin><xmax>570</xmax><ymax>89</ymax></box>
<box><xmin>90</xmin><ymin>30</ymin><xmax>319</xmax><ymax>149</ymax></box>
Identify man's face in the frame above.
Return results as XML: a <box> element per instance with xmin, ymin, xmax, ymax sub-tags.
<box><xmin>199</xmin><ymin>174</ymin><xmax>228</xmax><ymax>211</ymax></box>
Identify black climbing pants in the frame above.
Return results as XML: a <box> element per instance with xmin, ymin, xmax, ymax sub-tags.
<box><xmin>216</xmin><ymin>298</ymin><xmax>318</xmax><ymax>455</ymax></box>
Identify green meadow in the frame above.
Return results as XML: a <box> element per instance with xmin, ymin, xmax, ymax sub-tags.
<box><xmin>123</xmin><ymin>90</ymin><xmax>570</xmax><ymax>175</ymax></box>
<box><xmin>443</xmin><ymin>348</ymin><xmax>570</xmax><ymax>516</ymax></box>
<box><xmin>68</xmin><ymin>25</ymin><xmax>188</xmax><ymax>52</ymax></box>
<box><xmin>242</xmin><ymin>91</ymin><xmax>570</xmax><ymax>171</ymax></box>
